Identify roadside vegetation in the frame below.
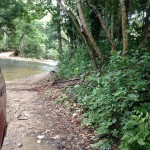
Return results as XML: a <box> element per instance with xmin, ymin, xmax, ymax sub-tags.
<box><xmin>0</xmin><ymin>0</ymin><xmax>149</xmax><ymax>149</ymax></box>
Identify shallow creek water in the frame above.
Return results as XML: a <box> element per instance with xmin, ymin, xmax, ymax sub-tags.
<box><xmin>0</xmin><ymin>59</ymin><xmax>57</xmax><ymax>80</ymax></box>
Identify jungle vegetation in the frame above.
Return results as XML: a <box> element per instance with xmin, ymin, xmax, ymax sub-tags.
<box><xmin>0</xmin><ymin>0</ymin><xmax>150</xmax><ymax>149</ymax></box>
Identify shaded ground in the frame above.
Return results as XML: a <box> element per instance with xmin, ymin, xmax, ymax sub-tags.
<box><xmin>2</xmin><ymin>71</ymin><xmax>93</xmax><ymax>150</ymax></box>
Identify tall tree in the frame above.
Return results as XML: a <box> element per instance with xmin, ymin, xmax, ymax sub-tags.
<box><xmin>111</xmin><ymin>0</ymin><xmax>114</xmax><ymax>39</ymax></box>
<box><xmin>87</xmin><ymin>0</ymin><xmax>117</xmax><ymax>51</ymax></box>
<box><xmin>77</xmin><ymin>0</ymin><xmax>104</xmax><ymax>63</ymax></box>
<box><xmin>56</xmin><ymin>0</ymin><xmax>62</xmax><ymax>54</ymax></box>
<box><xmin>121</xmin><ymin>0</ymin><xmax>128</xmax><ymax>55</ymax></box>
<box><xmin>55</xmin><ymin>0</ymin><xmax>99</xmax><ymax>69</ymax></box>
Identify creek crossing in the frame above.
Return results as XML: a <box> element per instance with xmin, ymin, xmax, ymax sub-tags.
<box><xmin>0</xmin><ymin>58</ymin><xmax>57</xmax><ymax>81</ymax></box>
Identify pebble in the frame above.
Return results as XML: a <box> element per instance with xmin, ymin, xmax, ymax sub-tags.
<box><xmin>37</xmin><ymin>135</ymin><xmax>45</xmax><ymax>140</ymax></box>
<box><xmin>51</xmin><ymin>135</ymin><xmax>61</xmax><ymax>139</ymax></box>
<box><xmin>72</xmin><ymin>113</ymin><xmax>77</xmax><ymax>118</ymax></box>
<box><xmin>16</xmin><ymin>142</ymin><xmax>23</xmax><ymax>147</ymax></box>
<box><xmin>14</xmin><ymin>114</ymin><xmax>21</xmax><ymax>118</ymax></box>
<box><xmin>37</xmin><ymin>140</ymin><xmax>41</xmax><ymax>144</ymax></box>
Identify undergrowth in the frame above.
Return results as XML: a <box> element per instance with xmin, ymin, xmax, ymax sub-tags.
<box><xmin>58</xmin><ymin>45</ymin><xmax>94</xmax><ymax>79</ymax></box>
<box><xmin>58</xmin><ymin>50</ymin><xmax>150</xmax><ymax>150</ymax></box>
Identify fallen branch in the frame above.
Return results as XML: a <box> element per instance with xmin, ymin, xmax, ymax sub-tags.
<box><xmin>51</xmin><ymin>78</ymin><xmax>79</xmax><ymax>86</ymax></box>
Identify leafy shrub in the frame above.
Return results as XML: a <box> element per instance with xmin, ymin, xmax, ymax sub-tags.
<box><xmin>67</xmin><ymin>51</ymin><xmax>150</xmax><ymax>149</ymax></box>
<box><xmin>58</xmin><ymin>45</ymin><xmax>93</xmax><ymax>79</ymax></box>
<box><xmin>21</xmin><ymin>35</ymin><xmax>46</xmax><ymax>59</ymax></box>
<box><xmin>120</xmin><ymin>109</ymin><xmax>150</xmax><ymax>150</ymax></box>
<box><xmin>43</xmin><ymin>48</ymin><xmax>59</xmax><ymax>60</ymax></box>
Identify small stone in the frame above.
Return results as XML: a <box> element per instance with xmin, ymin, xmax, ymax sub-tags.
<box><xmin>24</xmin><ymin>113</ymin><xmax>29</xmax><ymax>117</ymax></box>
<box><xmin>16</xmin><ymin>142</ymin><xmax>23</xmax><ymax>147</ymax></box>
<box><xmin>73</xmin><ymin>103</ymin><xmax>77</xmax><ymax>107</ymax></box>
<box><xmin>76</xmin><ymin>109</ymin><xmax>82</xmax><ymax>113</ymax></box>
<box><xmin>44</xmin><ymin>129</ymin><xmax>51</xmax><ymax>134</ymax></box>
<box><xmin>45</xmin><ymin>114</ymin><xmax>51</xmax><ymax>117</ymax></box>
<box><xmin>37</xmin><ymin>135</ymin><xmax>45</xmax><ymax>140</ymax></box>
<box><xmin>72</xmin><ymin>113</ymin><xmax>77</xmax><ymax>118</ymax></box>
<box><xmin>51</xmin><ymin>135</ymin><xmax>61</xmax><ymax>139</ymax></box>
<box><xmin>37</xmin><ymin>140</ymin><xmax>41</xmax><ymax>144</ymax></box>
<box><xmin>14</xmin><ymin>114</ymin><xmax>21</xmax><ymax>118</ymax></box>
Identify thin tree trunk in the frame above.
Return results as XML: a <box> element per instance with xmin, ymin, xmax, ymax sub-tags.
<box><xmin>3</xmin><ymin>32</ymin><xmax>7</xmax><ymax>50</ymax></box>
<box><xmin>57</xmin><ymin>0</ymin><xmax>62</xmax><ymax>54</ymax></box>
<box><xmin>88</xmin><ymin>0</ymin><xmax>116</xmax><ymax>51</ymax></box>
<box><xmin>121</xmin><ymin>0</ymin><xmax>128</xmax><ymax>55</ymax></box>
<box><xmin>140</xmin><ymin>1</ymin><xmax>150</xmax><ymax>47</ymax></box>
<box><xmin>83</xmin><ymin>34</ymin><xmax>98</xmax><ymax>69</ymax></box>
<box><xmin>14</xmin><ymin>32</ymin><xmax>26</xmax><ymax>56</ymax></box>
<box><xmin>18</xmin><ymin>32</ymin><xmax>26</xmax><ymax>51</ymax></box>
<box><xmin>111</xmin><ymin>0</ymin><xmax>114</xmax><ymax>39</ymax></box>
<box><xmin>57</xmin><ymin>22</ymin><xmax>62</xmax><ymax>53</ymax></box>
<box><xmin>56</xmin><ymin>0</ymin><xmax>98</xmax><ymax>69</ymax></box>
<box><xmin>77</xmin><ymin>0</ymin><xmax>104</xmax><ymax>63</ymax></box>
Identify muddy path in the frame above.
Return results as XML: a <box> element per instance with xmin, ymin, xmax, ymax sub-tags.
<box><xmin>1</xmin><ymin>72</ymin><xmax>93</xmax><ymax>150</ymax></box>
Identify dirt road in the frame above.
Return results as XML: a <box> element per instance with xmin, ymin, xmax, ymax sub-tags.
<box><xmin>1</xmin><ymin>72</ymin><xmax>92</xmax><ymax>150</ymax></box>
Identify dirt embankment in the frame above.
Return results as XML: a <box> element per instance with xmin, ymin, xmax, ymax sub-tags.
<box><xmin>1</xmin><ymin>52</ymin><xmax>93</xmax><ymax>150</ymax></box>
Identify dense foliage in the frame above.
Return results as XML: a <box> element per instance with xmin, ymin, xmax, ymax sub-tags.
<box><xmin>0</xmin><ymin>0</ymin><xmax>58</xmax><ymax>59</ymax></box>
<box><xmin>65</xmin><ymin>51</ymin><xmax>150</xmax><ymax>149</ymax></box>
<box><xmin>0</xmin><ymin>0</ymin><xmax>149</xmax><ymax>149</ymax></box>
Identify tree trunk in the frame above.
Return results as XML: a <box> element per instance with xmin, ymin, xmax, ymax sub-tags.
<box><xmin>77</xmin><ymin>0</ymin><xmax>104</xmax><ymax>63</ymax></box>
<box><xmin>120</xmin><ymin>0</ymin><xmax>128</xmax><ymax>55</ymax></box>
<box><xmin>56</xmin><ymin>0</ymin><xmax>98</xmax><ymax>69</ymax></box>
<box><xmin>18</xmin><ymin>32</ymin><xmax>26</xmax><ymax>52</ymax></box>
<box><xmin>140</xmin><ymin>5</ymin><xmax>150</xmax><ymax>47</ymax></box>
<box><xmin>57</xmin><ymin>0</ymin><xmax>62</xmax><ymax>54</ymax></box>
<box><xmin>88</xmin><ymin>0</ymin><xmax>116</xmax><ymax>51</ymax></box>
<box><xmin>3</xmin><ymin>32</ymin><xmax>7</xmax><ymax>50</ymax></box>
<box><xmin>111</xmin><ymin>0</ymin><xmax>114</xmax><ymax>39</ymax></box>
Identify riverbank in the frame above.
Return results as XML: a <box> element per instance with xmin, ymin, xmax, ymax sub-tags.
<box><xmin>0</xmin><ymin>52</ymin><xmax>58</xmax><ymax>66</ymax></box>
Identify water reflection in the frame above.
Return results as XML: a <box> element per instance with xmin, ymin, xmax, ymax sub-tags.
<box><xmin>0</xmin><ymin>59</ymin><xmax>56</xmax><ymax>81</ymax></box>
